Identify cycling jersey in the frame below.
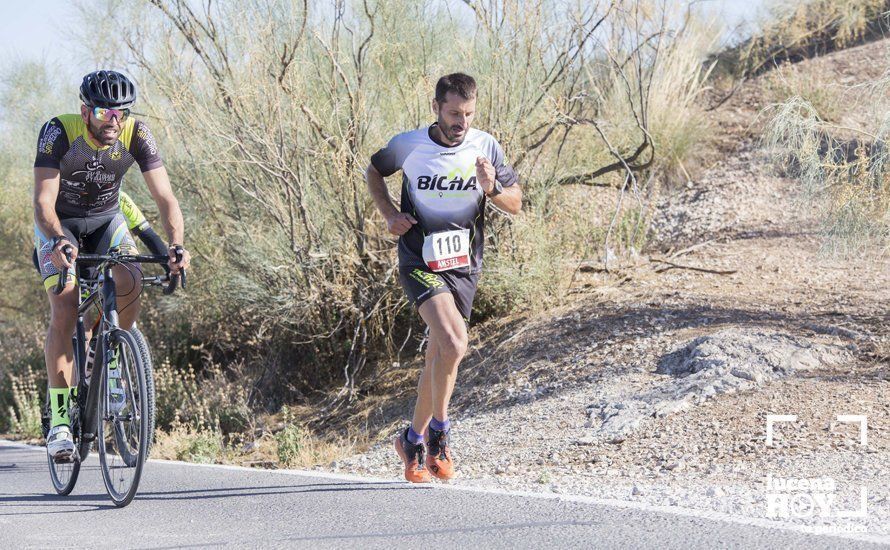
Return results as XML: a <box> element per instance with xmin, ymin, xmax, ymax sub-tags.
<box><xmin>370</xmin><ymin>125</ymin><xmax>518</xmax><ymax>274</ymax></box>
<box><xmin>34</xmin><ymin>114</ymin><xmax>163</xmax><ymax>217</ymax></box>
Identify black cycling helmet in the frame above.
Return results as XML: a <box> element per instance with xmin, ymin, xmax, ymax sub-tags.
<box><xmin>79</xmin><ymin>70</ymin><xmax>138</xmax><ymax>109</ymax></box>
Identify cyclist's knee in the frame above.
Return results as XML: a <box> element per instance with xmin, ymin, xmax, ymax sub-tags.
<box><xmin>48</xmin><ymin>297</ymin><xmax>77</xmax><ymax>333</ymax></box>
<box><xmin>113</xmin><ymin>262</ymin><xmax>142</xmax><ymax>294</ymax></box>
<box><xmin>48</xmin><ymin>284</ymin><xmax>77</xmax><ymax>309</ymax></box>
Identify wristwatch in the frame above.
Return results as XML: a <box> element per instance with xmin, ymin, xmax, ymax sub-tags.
<box><xmin>486</xmin><ymin>180</ymin><xmax>504</xmax><ymax>197</ymax></box>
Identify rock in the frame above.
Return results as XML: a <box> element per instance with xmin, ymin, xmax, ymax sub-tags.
<box><xmin>587</xmin><ymin>330</ymin><xmax>850</xmax><ymax>440</ymax></box>
<box><xmin>632</xmin><ymin>484</ymin><xmax>643</xmax><ymax>496</ymax></box>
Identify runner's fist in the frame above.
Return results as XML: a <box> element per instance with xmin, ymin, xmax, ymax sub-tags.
<box><xmin>386</xmin><ymin>212</ymin><xmax>417</xmax><ymax>236</ymax></box>
<box><xmin>475</xmin><ymin>157</ymin><xmax>496</xmax><ymax>193</ymax></box>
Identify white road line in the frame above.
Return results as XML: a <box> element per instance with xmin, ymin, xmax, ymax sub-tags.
<box><xmin>3</xmin><ymin>439</ymin><xmax>887</xmax><ymax>545</ymax></box>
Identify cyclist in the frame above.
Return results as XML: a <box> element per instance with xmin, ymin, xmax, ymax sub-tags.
<box><xmin>366</xmin><ymin>73</ymin><xmax>522</xmax><ymax>482</ymax></box>
<box><xmin>34</xmin><ymin>70</ymin><xmax>191</xmax><ymax>460</ymax></box>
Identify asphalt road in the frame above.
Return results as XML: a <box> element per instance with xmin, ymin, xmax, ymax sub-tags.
<box><xmin>0</xmin><ymin>440</ymin><xmax>882</xmax><ymax>549</ymax></box>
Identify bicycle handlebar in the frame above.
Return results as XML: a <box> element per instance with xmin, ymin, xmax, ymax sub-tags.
<box><xmin>60</xmin><ymin>252</ymin><xmax>187</xmax><ymax>296</ymax></box>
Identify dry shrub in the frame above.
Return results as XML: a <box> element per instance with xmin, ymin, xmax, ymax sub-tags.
<box><xmin>765</xmin><ymin>95</ymin><xmax>890</xmax><ymax>256</ymax></box>
<box><xmin>71</xmin><ymin>0</ymin><xmax>717</xmax><ymax>406</ymax></box>
<box><xmin>153</xmin><ymin>359</ymin><xmax>250</xmax><ymax>435</ymax></box>
<box><xmin>5</xmin><ymin>366</ymin><xmax>43</xmax><ymax>438</ymax></box>
<box><xmin>764</xmin><ymin>63</ymin><xmax>844</xmax><ymax>123</ymax></box>
<box><xmin>714</xmin><ymin>0</ymin><xmax>890</xmax><ymax>80</ymax></box>
<box><xmin>153</xmin><ymin>424</ymin><xmax>225</xmax><ymax>464</ymax></box>
<box><xmin>0</xmin><ymin>0</ymin><xmax>721</xmax><ymax>436</ymax></box>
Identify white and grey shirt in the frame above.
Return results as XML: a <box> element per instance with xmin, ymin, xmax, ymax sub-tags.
<box><xmin>370</xmin><ymin>124</ymin><xmax>518</xmax><ymax>274</ymax></box>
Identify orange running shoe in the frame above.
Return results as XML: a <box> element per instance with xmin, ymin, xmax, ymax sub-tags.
<box><xmin>425</xmin><ymin>426</ymin><xmax>454</xmax><ymax>480</ymax></box>
<box><xmin>394</xmin><ymin>428</ymin><xmax>432</xmax><ymax>483</ymax></box>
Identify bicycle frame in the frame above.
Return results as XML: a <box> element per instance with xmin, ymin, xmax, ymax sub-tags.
<box><xmin>65</xmin><ymin>253</ymin><xmax>178</xmax><ymax>453</ymax></box>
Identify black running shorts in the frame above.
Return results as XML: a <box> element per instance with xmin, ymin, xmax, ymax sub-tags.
<box><xmin>398</xmin><ymin>265</ymin><xmax>481</xmax><ymax>322</ymax></box>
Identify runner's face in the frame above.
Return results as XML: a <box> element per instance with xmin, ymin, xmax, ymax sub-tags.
<box><xmin>434</xmin><ymin>92</ymin><xmax>476</xmax><ymax>144</ymax></box>
<box><xmin>80</xmin><ymin>104</ymin><xmax>123</xmax><ymax>146</ymax></box>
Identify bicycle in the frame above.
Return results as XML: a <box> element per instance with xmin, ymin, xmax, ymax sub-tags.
<box><xmin>41</xmin><ymin>247</ymin><xmax>185</xmax><ymax>507</ymax></box>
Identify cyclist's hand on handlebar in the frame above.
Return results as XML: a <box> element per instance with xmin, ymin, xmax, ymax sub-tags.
<box><xmin>167</xmin><ymin>244</ymin><xmax>191</xmax><ymax>274</ymax></box>
<box><xmin>51</xmin><ymin>239</ymin><xmax>77</xmax><ymax>269</ymax></box>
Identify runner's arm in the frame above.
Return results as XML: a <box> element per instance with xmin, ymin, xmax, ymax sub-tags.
<box><xmin>365</xmin><ymin>164</ymin><xmax>401</xmax><ymax>219</ymax></box>
<box><xmin>488</xmin><ymin>182</ymin><xmax>522</xmax><ymax>214</ymax></box>
<box><xmin>366</xmin><ymin>164</ymin><xmax>416</xmax><ymax>235</ymax></box>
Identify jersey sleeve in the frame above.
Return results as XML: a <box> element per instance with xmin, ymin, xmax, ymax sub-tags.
<box><xmin>130</xmin><ymin>120</ymin><xmax>164</xmax><ymax>172</ymax></box>
<box><xmin>489</xmin><ymin>138</ymin><xmax>519</xmax><ymax>187</ymax></box>
<box><xmin>370</xmin><ymin>132</ymin><xmax>412</xmax><ymax>177</ymax></box>
<box><xmin>118</xmin><ymin>191</ymin><xmax>149</xmax><ymax>231</ymax></box>
<box><xmin>34</xmin><ymin>118</ymin><xmax>69</xmax><ymax>169</ymax></box>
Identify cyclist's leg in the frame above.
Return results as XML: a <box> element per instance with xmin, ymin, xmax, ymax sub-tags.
<box><xmin>36</xmin><ymin>224</ymin><xmax>78</xmax><ymax>388</ymax></box>
<box><xmin>89</xmin><ymin>213</ymin><xmax>142</xmax><ymax>330</ymax></box>
<box><xmin>37</xmin><ymin>224</ymin><xmax>79</xmax><ymax>455</ymax></box>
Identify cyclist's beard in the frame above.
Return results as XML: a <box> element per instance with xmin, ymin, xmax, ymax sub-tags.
<box><xmin>437</xmin><ymin>113</ymin><xmax>467</xmax><ymax>145</ymax></box>
<box><xmin>88</xmin><ymin>118</ymin><xmax>122</xmax><ymax>146</ymax></box>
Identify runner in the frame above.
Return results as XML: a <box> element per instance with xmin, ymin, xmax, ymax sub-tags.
<box><xmin>365</xmin><ymin>73</ymin><xmax>522</xmax><ymax>482</ymax></box>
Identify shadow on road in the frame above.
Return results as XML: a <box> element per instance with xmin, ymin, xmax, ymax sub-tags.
<box><xmin>137</xmin><ymin>480</ymin><xmax>425</xmax><ymax>501</ymax></box>
<box><xmin>0</xmin><ymin>480</ymin><xmax>424</xmax><ymax>515</ymax></box>
<box><xmin>278</xmin><ymin>519</ymin><xmax>598</xmax><ymax>543</ymax></box>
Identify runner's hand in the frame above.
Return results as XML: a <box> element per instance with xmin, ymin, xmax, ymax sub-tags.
<box><xmin>386</xmin><ymin>213</ymin><xmax>417</xmax><ymax>236</ymax></box>
<box><xmin>475</xmin><ymin>157</ymin><xmax>496</xmax><ymax>194</ymax></box>
<box><xmin>167</xmin><ymin>244</ymin><xmax>191</xmax><ymax>274</ymax></box>
<box><xmin>51</xmin><ymin>240</ymin><xmax>77</xmax><ymax>270</ymax></box>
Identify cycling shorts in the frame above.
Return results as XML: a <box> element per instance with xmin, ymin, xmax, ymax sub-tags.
<box><xmin>34</xmin><ymin>212</ymin><xmax>137</xmax><ymax>290</ymax></box>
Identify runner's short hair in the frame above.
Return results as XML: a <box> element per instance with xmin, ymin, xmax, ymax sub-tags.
<box><xmin>435</xmin><ymin>73</ymin><xmax>477</xmax><ymax>103</ymax></box>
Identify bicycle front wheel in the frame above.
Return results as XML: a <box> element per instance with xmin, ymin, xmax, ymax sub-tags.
<box><xmin>97</xmin><ymin>329</ymin><xmax>149</xmax><ymax>507</ymax></box>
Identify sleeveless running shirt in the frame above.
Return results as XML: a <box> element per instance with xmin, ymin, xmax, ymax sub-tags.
<box><xmin>34</xmin><ymin>114</ymin><xmax>163</xmax><ymax>217</ymax></box>
<box><xmin>370</xmin><ymin>125</ymin><xmax>518</xmax><ymax>274</ymax></box>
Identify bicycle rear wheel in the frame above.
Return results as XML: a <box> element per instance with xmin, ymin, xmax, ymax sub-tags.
<box><xmin>44</xmin><ymin>389</ymin><xmax>81</xmax><ymax>496</ymax></box>
<box><xmin>97</xmin><ymin>329</ymin><xmax>149</xmax><ymax>507</ymax></box>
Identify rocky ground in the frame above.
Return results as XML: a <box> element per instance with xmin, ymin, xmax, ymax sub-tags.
<box><xmin>322</xmin><ymin>39</ymin><xmax>890</xmax><ymax>536</ymax></box>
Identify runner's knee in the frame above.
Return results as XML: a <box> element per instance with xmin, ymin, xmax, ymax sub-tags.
<box><xmin>437</xmin><ymin>330</ymin><xmax>468</xmax><ymax>362</ymax></box>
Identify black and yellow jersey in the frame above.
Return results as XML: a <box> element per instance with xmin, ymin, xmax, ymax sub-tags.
<box><xmin>34</xmin><ymin>114</ymin><xmax>163</xmax><ymax>217</ymax></box>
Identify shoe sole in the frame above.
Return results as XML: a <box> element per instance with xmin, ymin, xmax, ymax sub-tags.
<box><xmin>393</xmin><ymin>437</ymin><xmax>431</xmax><ymax>483</ymax></box>
<box><xmin>51</xmin><ymin>449</ymin><xmax>75</xmax><ymax>464</ymax></box>
<box><xmin>426</xmin><ymin>458</ymin><xmax>455</xmax><ymax>480</ymax></box>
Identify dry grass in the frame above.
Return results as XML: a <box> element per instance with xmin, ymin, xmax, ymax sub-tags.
<box><xmin>714</xmin><ymin>0</ymin><xmax>890</xmax><ymax>79</ymax></box>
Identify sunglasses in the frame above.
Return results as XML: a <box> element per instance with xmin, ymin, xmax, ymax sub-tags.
<box><xmin>91</xmin><ymin>106</ymin><xmax>130</xmax><ymax>122</ymax></box>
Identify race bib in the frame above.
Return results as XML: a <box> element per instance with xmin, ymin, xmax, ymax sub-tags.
<box><xmin>422</xmin><ymin>229</ymin><xmax>470</xmax><ymax>272</ymax></box>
